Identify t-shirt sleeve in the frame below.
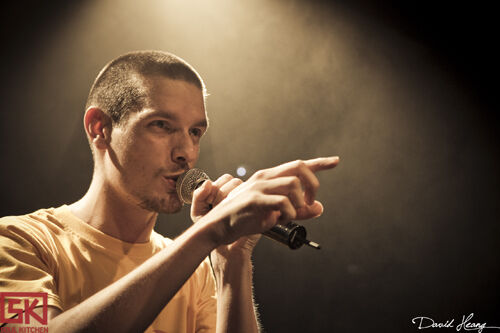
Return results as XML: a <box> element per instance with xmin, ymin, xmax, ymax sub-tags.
<box><xmin>0</xmin><ymin>217</ymin><xmax>63</xmax><ymax>317</ymax></box>
<box><xmin>194</xmin><ymin>257</ymin><xmax>217</xmax><ymax>333</ymax></box>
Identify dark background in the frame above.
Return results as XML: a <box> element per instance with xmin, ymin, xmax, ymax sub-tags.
<box><xmin>1</xmin><ymin>1</ymin><xmax>498</xmax><ymax>332</ymax></box>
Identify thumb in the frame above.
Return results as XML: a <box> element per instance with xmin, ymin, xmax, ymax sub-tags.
<box><xmin>295</xmin><ymin>201</ymin><xmax>324</xmax><ymax>220</ymax></box>
<box><xmin>192</xmin><ymin>180</ymin><xmax>212</xmax><ymax>203</ymax></box>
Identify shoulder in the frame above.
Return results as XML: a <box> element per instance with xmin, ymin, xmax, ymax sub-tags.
<box><xmin>0</xmin><ymin>207</ymin><xmax>65</xmax><ymax>241</ymax></box>
<box><xmin>0</xmin><ymin>207</ymin><xmax>67</xmax><ymax>264</ymax></box>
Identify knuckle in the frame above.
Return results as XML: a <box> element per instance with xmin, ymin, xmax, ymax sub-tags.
<box><xmin>214</xmin><ymin>174</ymin><xmax>233</xmax><ymax>187</ymax></box>
<box><xmin>253</xmin><ymin>170</ymin><xmax>265</xmax><ymax>180</ymax></box>
<box><xmin>248</xmin><ymin>180</ymin><xmax>262</xmax><ymax>191</ymax></box>
<box><xmin>221</xmin><ymin>173</ymin><xmax>233</xmax><ymax>180</ymax></box>
<box><xmin>231</xmin><ymin>178</ymin><xmax>244</xmax><ymax>185</ymax></box>
<box><xmin>294</xmin><ymin>159</ymin><xmax>305</xmax><ymax>170</ymax></box>
<box><xmin>278</xmin><ymin>196</ymin><xmax>289</xmax><ymax>205</ymax></box>
<box><xmin>291</xmin><ymin>176</ymin><xmax>301</xmax><ymax>189</ymax></box>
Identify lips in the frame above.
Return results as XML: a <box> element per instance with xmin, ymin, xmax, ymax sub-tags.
<box><xmin>164</xmin><ymin>175</ymin><xmax>179</xmax><ymax>181</ymax></box>
<box><xmin>163</xmin><ymin>174</ymin><xmax>182</xmax><ymax>191</ymax></box>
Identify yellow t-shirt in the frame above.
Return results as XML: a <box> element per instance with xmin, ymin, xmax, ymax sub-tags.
<box><xmin>0</xmin><ymin>205</ymin><xmax>216</xmax><ymax>332</ymax></box>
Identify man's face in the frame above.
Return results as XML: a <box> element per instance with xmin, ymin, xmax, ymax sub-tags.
<box><xmin>107</xmin><ymin>77</ymin><xmax>207</xmax><ymax>214</ymax></box>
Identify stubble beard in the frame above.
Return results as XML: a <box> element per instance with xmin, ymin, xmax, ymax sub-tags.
<box><xmin>137</xmin><ymin>191</ymin><xmax>183</xmax><ymax>214</ymax></box>
<box><xmin>128</xmin><ymin>166</ymin><xmax>187</xmax><ymax>214</ymax></box>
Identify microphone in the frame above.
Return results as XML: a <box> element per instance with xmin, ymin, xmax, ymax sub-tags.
<box><xmin>176</xmin><ymin>168</ymin><xmax>321</xmax><ymax>250</ymax></box>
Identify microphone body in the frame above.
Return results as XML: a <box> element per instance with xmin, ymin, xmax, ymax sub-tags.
<box><xmin>176</xmin><ymin>168</ymin><xmax>320</xmax><ymax>250</ymax></box>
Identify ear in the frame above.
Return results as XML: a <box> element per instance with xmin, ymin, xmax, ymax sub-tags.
<box><xmin>84</xmin><ymin>107</ymin><xmax>112</xmax><ymax>150</ymax></box>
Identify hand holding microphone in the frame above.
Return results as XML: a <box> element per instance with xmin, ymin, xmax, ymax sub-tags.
<box><xmin>176</xmin><ymin>157</ymin><xmax>339</xmax><ymax>250</ymax></box>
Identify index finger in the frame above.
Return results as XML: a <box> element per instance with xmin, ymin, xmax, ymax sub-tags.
<box><xmin>250</xmin><ymin>156</ymin><xmax>339</xmax><ymax>204</ymax></box>
<box><xmin>262</xmin><ymin>156</ymin><xmax>339</xmax><ymax>178</ymax></box>
<box><xmin>303</xmin><ymin>156</ymin><xmax>340</xmax><ymax>172</ymax></box>
<box><xmin>252</xmin><ymin>156</ymin><xmax>339</xmax><ymax>179</ymax></box>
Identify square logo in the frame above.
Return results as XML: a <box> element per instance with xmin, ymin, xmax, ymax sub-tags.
<box><xmin>0</xmin><ymin>292</ymin><xmax>48</xmax><ymax>325</ymax></box>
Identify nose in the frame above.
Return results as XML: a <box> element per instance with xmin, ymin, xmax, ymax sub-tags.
<box><xmin>171</xmin><ymin>132</ymin><xmax>198</xmax><ymax>167</ymax></box>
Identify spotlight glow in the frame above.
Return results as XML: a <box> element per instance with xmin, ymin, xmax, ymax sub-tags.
<box><xmin>236</xmin><ymin>166</ymin><xmax>247</xmax><ymax>177</ymax></box>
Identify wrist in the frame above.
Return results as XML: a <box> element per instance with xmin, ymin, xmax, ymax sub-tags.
<box><xmin>191</xmin><ymin>211</ymin><xmax>227</xmax><ymax>248</ymax></box>
<box><xmin>195</xmin><ymin>204</ymin><xmax>241</xmax><ymax>249</ymax></box>
<box><xmin>212</xmin><ymin>251</ymin><xmax>253</xmax><ymax>284</ymax></box>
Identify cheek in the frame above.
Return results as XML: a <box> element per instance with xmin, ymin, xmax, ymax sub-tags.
<box><xmin>111</xmin><ymin>127</ymin><xmax>174</xmax><ymax>173</ymax></box>
<box><xmin>115</xmin><ymin>137</ymin><xmax>149</xmax><ymax>169</ymax></box>
<box><xmin>124</xmin><ymin>138</ymin><xmax>170</xmax><ymax>172</ymax></box>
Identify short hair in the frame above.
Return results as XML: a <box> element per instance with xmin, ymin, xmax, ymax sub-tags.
<box><xmin>85</xmin><ymin>50</ymin><xmax>206</xmax><ymax>124</ymax></box>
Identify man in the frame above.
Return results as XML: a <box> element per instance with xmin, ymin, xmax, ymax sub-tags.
<box><xmin>0</xmin><ymin>50</ymin><xmax>339</xmax><ymax>332</ymax></box>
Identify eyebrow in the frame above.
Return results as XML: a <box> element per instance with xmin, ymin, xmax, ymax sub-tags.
<box><xmin>145</xmin><ymin>110</ymin><xmax>208</xmax><ymax>128</ymax></box>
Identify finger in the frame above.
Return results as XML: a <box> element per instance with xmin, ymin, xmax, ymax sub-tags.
<box><xmin>214</xmin><ymin>178</ymin><xmax>243</xmax><ymax>205</ymax></box>
<box><xmin>212</xmin><ymin>174</ymin><xmax>234</xmax><ymax>187</ymax></box>
<box><xmin>192</xmin><ymin>179</ymin><xmax>213</xmax><ymax>203</ymax></box>
<box><xmin>261</xmin><ymin>194</ymin><xmax>297</xmax><ymax>227</ymax></box>
<box><xmin>206</xmin><ymin>174</ymin><xmax>233</xmax><ymax>206</ymax></box>
<box><xmin>191</xmin><ymin>180</ymin><xmax>214</xmax><ymax>221</ymax></box>
<box><xmin>303</xmin><ymin>156</ymin><xmax>340</xmax><ymax>173</ymax></box>
<box><xmin>252</xmin><ymin>156</ymin><xmax>339</xmax><ymax>180</ymax></box>
<box><xmin>250</xmin><ymin>157</ymin><xmax>339</xmax><ymax>204</ymax></box>
<box><xmin>295</xmin><ymin>200</ymin><xmax>324</xmax><ymax>220</ymax></box>
<box><xmin>278</xmin><ymin>156</ymin><xmax>339</xmax><ymax>174</ymax></box>
<box><xmin>281</xmin><ymin>157</ymin><xmax>339</xmax><ymax>203</ymax></box>
<box><xmin>296</xmin><ymin>165</ymin><xmax>318</xmax><ymax>205</ymax></box>
<box><xmin>257</xmin><ymin>176</ymin><xmax>305</xmax><ymax>209</ymax></box>
<box><xmin>263</xmin><ymin>162</ymin><xmax>319</xmax><ymax>205</ymax></box>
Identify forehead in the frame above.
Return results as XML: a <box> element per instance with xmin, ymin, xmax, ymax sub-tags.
<box><xmin>144</xmin><ymin>76</ymin><xmax>205</xmax><ymax>112</ymax></box>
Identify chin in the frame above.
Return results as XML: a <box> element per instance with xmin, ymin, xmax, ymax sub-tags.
<box><xmin>139</xmin><ymin>194</ymin><xmax>183</xmax><ymax>214</ymax></box>
<box><xmin>159</xmin><ymin>201</ymin><xmax>183</xmax><ymax>214</ymax></box>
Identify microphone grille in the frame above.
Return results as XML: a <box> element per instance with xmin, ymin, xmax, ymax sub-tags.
<box><xmin>176</xmin><ymin>168</ymin><xmax>210</xmax><ymax>204</ymax></box>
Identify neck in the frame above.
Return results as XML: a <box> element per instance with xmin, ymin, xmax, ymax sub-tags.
<box><xmin>69</xmin><ymin>173</ymin><xmax>158</xmax><ymax>243</ymax></box>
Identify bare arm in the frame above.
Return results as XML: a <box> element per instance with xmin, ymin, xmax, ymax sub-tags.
<box><xmin>192</xmin><ymin>176</ymin><xmax>261</xmax><ymax>333</ymax></box>
<box><xmin>191</xmin><ymin>157</ymin><xmax>340</xmax><ymax>333</ymax></box>
<box><xmin>49</xmin><ymin>220</ymin><xmax>219</xmax><ymax>332</ymax></box>
<box><xmin>5</xmin><ymin>156</ymin><xmax>337</xmax><ymax>333</ymax></box>
<box><xmin>213</xmin><ymin>250</ymin><xmax>260</xmax><ymax>333</ymax></box>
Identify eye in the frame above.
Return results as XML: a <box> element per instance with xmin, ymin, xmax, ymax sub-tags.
<box><xmin>150</xmin><ymin>120</ymin><xmax>174</xmax><ymax>132</ymax></box>
<box><xmin>152</xmin><ymin>120</ymin><xmax>167</xmax><ymax>128</ymax></box>
<box><xmin>190</xmin><ymin>128</ymin><xmax>204</xmax><ymax>137</ymax></box>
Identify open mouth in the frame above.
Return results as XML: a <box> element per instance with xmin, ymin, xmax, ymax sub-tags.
<box><xmin>164</xmin><ymin>175</ymin><xmax>178</xmax><ymax>182</ymax></box>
